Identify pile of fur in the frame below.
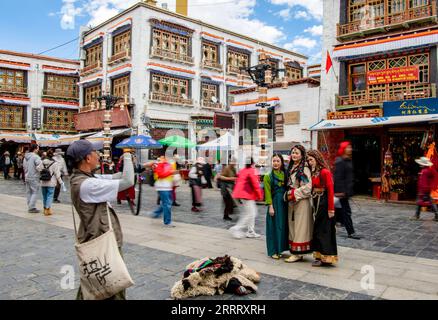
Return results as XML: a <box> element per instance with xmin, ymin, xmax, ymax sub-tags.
<box><xmin>171</xmin><ymin>255</ymin><xmax>261</xmax><ymax>300</ymax></box>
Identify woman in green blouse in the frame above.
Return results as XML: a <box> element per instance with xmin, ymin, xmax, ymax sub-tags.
<box><xmin>264</xmin><ymin>153</ymin><xmax>289</xmax><ymax>259</ymax></box>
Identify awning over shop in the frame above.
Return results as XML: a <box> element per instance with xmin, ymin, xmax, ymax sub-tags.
<box><xmin>309</xmin><ymin>114</ymin><xmax>438</xmax><ymax>131</ymax></box>
<box><xmin>34</xmin><ymin>133</ymin><xmax>94</xmax><ymax>147</ymax></box>
<box><xmin>0</xmin><ymin>132</ymin><xmax>33</xmax><ymax>143</ymax></box>
<box><xmin>230</xmin><ymin>97</ymin><xmax>280</xmax><ymax>113</ymax></box>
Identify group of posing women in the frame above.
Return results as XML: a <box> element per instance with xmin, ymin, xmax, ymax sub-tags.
<box><xmin>263</xmin><ymin>145</ymin><xmax>338</xmax><ymax>266</ymax></box>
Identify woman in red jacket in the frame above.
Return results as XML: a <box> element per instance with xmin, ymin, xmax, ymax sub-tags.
<box><xmin>307</xmin><ymin>150</ymin><xmax>338</xmax><ymax>267</ymax></box>
<box><xmin>230</xmin><ymin>158</ymin><xmax>263</xmax><ymax>239</ymax></box>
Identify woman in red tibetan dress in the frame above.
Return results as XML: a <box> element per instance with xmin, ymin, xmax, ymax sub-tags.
<box><xmin>307</xmin><ymin>150</ymin><xmax>338</xmax><ymax>267</ymax></box>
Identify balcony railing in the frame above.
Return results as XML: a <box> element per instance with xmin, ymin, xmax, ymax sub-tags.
<box><xmin>0</xmin><ymin>85</ymin><xmax>27</xmax><ymax>96</ymax></box>
<box><xmin>149</xmin><ymin>92</ymin><xmax>193</xmax><ymax>106</ymax></box>
<box><xmin>80</xmin><ymin>60</ymin><xmax>102</xmax><ymax>76</ymax></box>
<box><xmin>150</xmin><ymin>47</ymin><xmax>194</xmax><ymax>65</ymax></box>
<box><xmin>43</xmin><ymin>89</ymin><xmax>78</xmax><ymax>100</ymax></box>
<box><xmin>201</xmin><ymin>100</ymin><xmax>223</xmax><ymax>110</ymax></box>
<box><xmin>337</xmin><ymin>82</ymin><xmax>436</xmax><ymax>107</ymax></box>
<box><xmin>202</xmin><ymin>60</ymin><xmax>223</xmax><ymax>71</ymax></box>
<box><xmin>0</xmin><ymin>122</ymin><xmax>26</xmax><ymax>130</ymax></box>
<box><xmin>42</xmin><ymin>124</ymin><xmax>76</xmax><ymax>133</ymax></box>
<box><xmin>337</xmin><ymin>3</ymin><xmax>436</xmax><ymax>39</ymax></box>
<box><xmin>108</xmin><ymin>49</ymin><xmax>131</xmax><ymax>66</ymax></box>
<box><xmin>227</xmin><ymin>65</ymin><xmax>242</xmax><ymax>75</ymax></box>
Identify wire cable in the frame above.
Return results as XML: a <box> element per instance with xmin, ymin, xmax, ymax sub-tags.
<box><xmin>37</xmin><ymin>37</ymin><xmax>79</xmax><ymax>55</ymax></box>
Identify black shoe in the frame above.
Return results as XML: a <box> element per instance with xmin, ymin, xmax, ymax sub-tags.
<box><xmin>54</xmin><ymin>199</ymin><xmax>61</xmax><ymax>204</ymax></box>
<box><xmin>172</xmin><ymin>202</ymin><xmax>181</xmax><ymax>207</ymax></box>
<box><xmin>117</xmin><ymin>200</ymin><xmax>122</xmax><ymax>205</ymax></box>
<box><xmin>348</xmin><ymin>233</ymin><xmax>361</xmax><ymax>240</ymax></box>
<box><xmin>223</xmin><ymin>216</ymin><xmax>232</xmax><ymax>221</ymax></box>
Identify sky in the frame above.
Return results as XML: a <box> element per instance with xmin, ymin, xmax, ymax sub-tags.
<box><xmin>0</xmin><ymin>0</ymin><xmax>323</xmax><ymax>64</ymax></box>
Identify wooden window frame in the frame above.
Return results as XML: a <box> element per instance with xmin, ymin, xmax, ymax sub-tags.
<box><xmin>43</xmin><ymin>107</ymin><xmax>77</xmax><ymax>132</ymax></box>
<box><xmin>111</xmin><ymin>75</ymin><xmax>130</xmax><ymax>99</ymax></box>
<box><xmin>0</xmin><ymin>68</ymin><xmax>26</xmax><ymax>92</ymax></box>
<box><xmin>0</xmin><ymin>104</ymin><xmax>26</xmax><ymax>130</ymax></box>
<box><xmin>44</xmin><ymin>74</ymin><xmax>78</xmax><ymax>99</ymax></box>
<box><xmin>84</xmin><ymin>84</ymin><xmax>102</xmax><ymax>106</ymax></box>
<box><xmin>201</xmin><ymin>82</ymin><xmax>219</xmax><ymax>102</ymax></box>
<box><xmin>285</xmin><ymin>66</ymin><xmax>302</xmax><ymax>80</ymax></box>
<box><xmin>151</xmin><ymin>73</ymin><xmax>190</xmax><ymax>98</ymax></box>
<box><xmin>227</xmin><ymin>49</ymin><xmax>250</xmax><ymax>72</ymax></box>
<box><xmin>85</xmin><ymin>44</ymin><xmax>103</xmax><ymax>67</ymax></box>
<box><xmin>112</xmin><ymin>30</ymin><xmax>131</xmax><ymax>56</ymax></box>
<box><xmin>152</xmin><ymin>28</ymin><xmax>191</xmax><ymax>56</ymax></box>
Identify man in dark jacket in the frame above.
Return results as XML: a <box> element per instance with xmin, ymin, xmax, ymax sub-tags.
<box><xmin>203</xmin><ymin>160</ymin><xmax>213</xmax><ymax>189</ymax></box>
<box><xmin>334</xmin><ymin>141</ymin><xmax>361</xmax><ymax>240</ymax></box>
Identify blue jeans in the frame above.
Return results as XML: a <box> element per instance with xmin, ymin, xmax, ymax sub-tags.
<box><xmin>42</xmin><ymin>187</ymin><xmax>55</xmax><ymax>209</ymax></box>
<box><xmin>153</xmin><ymin>191</ymin><xmax>172</xmax><ymax>225</ymax></box>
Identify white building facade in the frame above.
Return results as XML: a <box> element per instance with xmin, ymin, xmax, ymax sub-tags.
<box><xmin>0</xmin><ymin>50</ymin><xmax>80</xmax><ymax>150</ymax></box>
<box><xmin>76</xmin><ymin>1</ymin><xmax>307</xmax><ymax>159</ymax></box>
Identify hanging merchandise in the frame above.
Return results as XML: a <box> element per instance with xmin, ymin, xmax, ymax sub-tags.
<box><xmin>384</xmin><ymin>146</ymin><xmax>393</xmax><ymax>166</ymax></box>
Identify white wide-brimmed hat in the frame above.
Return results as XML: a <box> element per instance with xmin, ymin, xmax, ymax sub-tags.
<box><xmin>415</xmin><ymin>157</ymin><xmax>433</xmax><ymax>167</ymax></box>
<box><xmin>54</xmin><ymin>148</ymin><xmax>64</xmax><ymax>156</ymax></box>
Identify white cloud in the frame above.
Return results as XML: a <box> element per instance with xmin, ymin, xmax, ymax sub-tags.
<box><xmin>276</xmin><ymin>8</ymin><xmax>291</xmax><ymax>21</ymax></box>
<box><xmin>294</xmin><ymin>10</ymin><xmax>311</xmax><ymax>20</ymax></box>
<box><xmin>60</xmin><ymin>0</ymin><xmax>83</xmax><ymax>30</ymax></box>
<box><xmin>57</xmin><ymin>0</ymin><xmax>285</xmax><ymax>44</ymax></box>
<box><xmin>270</xmin><ymin>0</ymin><xmax>323</xmax><ymax>20</ymax></box>
<box><xmin>304</xmin><ymin>25</ymin><xmax>323</xmax><ymax>36</ymax></box>
<box><xmin>284</xmin><ymin>36</ymin><xmax>317</xmax><ymax>51</ymax></box>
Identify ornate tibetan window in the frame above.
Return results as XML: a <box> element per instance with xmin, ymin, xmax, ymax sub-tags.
<box><xmin>0</xmin><ymin>105</ymin><xmax>25</xmax><ymax>130</ymax></box>
<box><xmin>201</xmin><ymin>83</ymin><xmax>220</xmax><ymax>109</ymax></box>
<box><xmin>202</xmin><ymin>41</ymin><xmax>221</xmax><ymax>69</ymax></box>
<box><xmin>349</xmin><ymin>63</ymin><xmax>366</xmax><ymax>92</ymax></box>
<box><xmin>150</xmin><ymin>73</ymin><xmax>192</xmax><ymax>105</ymax></box>
<box><xmin>112</xmin><ymin>75</ymin><xmax>130</xmax><ymax>99</ymax></box>
<box><xmin>44</xmin><ymin>108</ymin><xmax>77</xmax><ymax>132</ymax></box>
<box><xmin>285</xmin><ymin>66</ymin><xmax>302</xmax><ymax>80</ymax></box>
<box><xmin>227</xmin><ymin>49</ymin><xmax>250</xmax><ymax>75</ymax></box>
<box><xmin>0</xmin><ymin>68</ymin><xmax>26</xmax><ymax>94</ymax></box>
<box><xmin>113</xmin><ymin>30</ymin><xmax>131</xmax><ymax>55</ymax></box>
<box><xmin>84</xmin><ymin>84</ymin><xmax>102</xmax><ymax>107</ymax></box>
<box><xmin>85</xmin><ymin>44</ymin><xmax>102</xmax><ymax>67</ymax></box>
<box><xmin>151</xmin><ymin>29</ymin><xmax>192</xmax><ymax>63</ymax></box>
<box><xmin>44</xmin><ymin>74</ymin><xmax>78</xmax><ymax>99</ymax></box>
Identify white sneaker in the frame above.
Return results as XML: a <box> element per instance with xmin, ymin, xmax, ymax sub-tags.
<box><xmin>229</xmin><ymin>227</ymin><xmax>244</xmax><ymax>239</ymax></box>
<box><xmin>163</xmin><ymin>224</ymin><xmax>176</xmax><ymax>228</ymax></box>
<box><xmin>246</xmin><ymin>232</ymin><xmax>261</xmax><ymax>238</ymax></box>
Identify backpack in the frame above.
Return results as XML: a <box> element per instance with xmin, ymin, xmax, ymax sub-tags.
<box><xmin>40</xmin><ymin>161</ymin><xmax>55</xmax><ymax>181</ymax></box>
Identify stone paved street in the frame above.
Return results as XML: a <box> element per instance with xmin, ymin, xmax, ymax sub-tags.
<box><xmin>1</xmin><ymin>177</ymin><xmax>438</xmax><ymax>300</ymax></box>
<box><xmin>1</xmin><ymin>178</ymin><xmax>437</xmax><ymax>259</ymax></box>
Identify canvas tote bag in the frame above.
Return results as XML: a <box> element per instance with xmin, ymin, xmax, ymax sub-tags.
<box><xmin>72</xmin><ymin>204</ymin><xmax>134</xmax><ymax>300</ymax></box>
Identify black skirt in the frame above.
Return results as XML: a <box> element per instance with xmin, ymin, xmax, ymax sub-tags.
<box><xmin>311</xmin><ymin>192</ymin><xmax>338</xmax><ymax>263</ymax></box>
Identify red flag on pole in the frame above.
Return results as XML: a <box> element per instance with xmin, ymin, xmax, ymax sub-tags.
<box><xmin>325</xmin><ymin>50</ymin><xmax>333</xmax><ymax>74</ymax></box>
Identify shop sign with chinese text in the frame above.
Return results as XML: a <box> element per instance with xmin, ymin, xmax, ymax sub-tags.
<box><xmin>367</xmin><ymin>66</ymin><xmax>419</xmax><ymax>85</ymax></box>
<box><xmin>328</xmin><ymin>108</ymin><xmax>382</xmax><ymax>120</ymax></box>
<box><xmin>383</xmin><ymin>98</ymin><xmax>438</xmax><ymax>116</ymax></box>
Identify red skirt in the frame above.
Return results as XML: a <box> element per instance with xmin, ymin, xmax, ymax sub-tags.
<box><xmin>117</xmin><ymin>186</ymin><xmax>135</xmax><ymax>201</ymax></box>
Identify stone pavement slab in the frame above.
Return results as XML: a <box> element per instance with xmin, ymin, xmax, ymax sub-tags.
<box><xmin>0</xmin><ymin>212</ymin><xmax>377</xmax><ymax>300</ymax></box>
<box><xmin>1</xmin><ymin>193</ymin><xmax>437</xmax><ymax>300</ymax></box>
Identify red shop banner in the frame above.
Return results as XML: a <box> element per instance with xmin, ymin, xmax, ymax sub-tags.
<box><xmin>367</xmin><ymin>66</ymin><xmax>419</xmax><ymax>85</ymax></box>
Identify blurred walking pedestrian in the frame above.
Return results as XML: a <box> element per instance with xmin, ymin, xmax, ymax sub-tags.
<box><xmin>1</xmin><ymin>151</ymin><xmax>11</xmax><ymax>179</ymax></box>
<box><xmin>37</xmin><ymin>149</ymin><xmax>63</xmax><ymax>216</ymax></box>
<box><xmin>53</xmin><ymin>148</ymin><xmax>68</xmax><ymax>203</ymax></box>
<box><xmin>411</xmin><ymin>157</ymin><xmax>438</xmax><ymax>221</ymax></box>
<box><xmin>307</xmin><ymin>150</ymin><xmax>338</xmax><ymax>267</ymax></box>
<box><xmin>218</xmin><ymin>158</ymin><xmax>237</xmax><ymax>221</ymax></box>
<box><xmin>263</xmin><ymin>153</ymin><xmax>289</xmax><ymax>259</ymax></box>
<box><xmin>230</xmin><ymin>157</ymin><xmax>263</xmax><ymax>239</ymax></box>
<box><xmin>189</xmin><ymin>157</ymin><xmax>206</xmax><ymax>212</ymax></box>
<box><xmin>284</xmin><ymin>145</ymin><xmax>313</xmax><ymax>263</ymax></box>
<box><xmin>203</xmin><ymin>159</ymin><xmax>213</xmax><ymax>189</ymax></box>
<box><xmin>334</xmin><ymin>142</ymin><xmax>361</xmax><ymax>239</ymax></box>
<box><xmin>116</xmin><ymin>150</ymin><xmax>136</xmax><ymax>207</ymax></box>
<box><xmin>151</xmin><ymin>156</ymin><xmax>176</xmax><ymax>227</ymax></box>
<box><xmin>23</xmin><ymin>144</ymin><xmax>42</xmax><ymax>213</ymax></box>
<box><xmin>214</xmin><ymin>160</ymin><xmax>223</xmax><ymax>189</ymax></box>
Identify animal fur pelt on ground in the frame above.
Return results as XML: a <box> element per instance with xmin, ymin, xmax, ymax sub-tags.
<box><xmin>171</xmin><ymin>255</ymin><xmax>261</xmax><ymax>300</ymax></box>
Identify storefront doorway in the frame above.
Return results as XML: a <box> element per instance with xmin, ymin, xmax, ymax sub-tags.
<box><xmin>345</xmin><ymin>133</ymin><xmax>381</xmax><ymax>196</ymax></box>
